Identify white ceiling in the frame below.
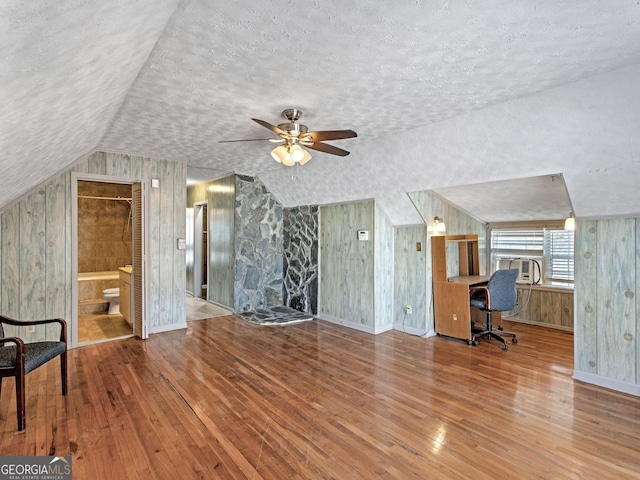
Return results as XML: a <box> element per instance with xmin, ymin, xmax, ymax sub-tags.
<box><xmin>2</xmin><ymin>1</ymin><xmax>640</xmax><ymax>225</ymax></box>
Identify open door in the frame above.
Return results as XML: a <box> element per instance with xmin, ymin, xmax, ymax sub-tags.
<box><xmin>132</xmin><ymin>182</ymin><xmax>148</xmax><ymax>339</ymax></box>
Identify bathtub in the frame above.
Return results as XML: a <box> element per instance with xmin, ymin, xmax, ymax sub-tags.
<box><xmin>78</xmin><ymin>271</ymin><xmax>119</xmax><ymax>303</ymax></box>
<box><xmin>78</xmin><ymin>271</ymin><xmax>120</xmax><ymax>282</ymax></box>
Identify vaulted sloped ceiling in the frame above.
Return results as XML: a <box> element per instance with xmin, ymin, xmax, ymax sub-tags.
<box><xmin>3</xmin><ymin>1</ymin><xmax>640</xmax><ymax>225</ymax></box>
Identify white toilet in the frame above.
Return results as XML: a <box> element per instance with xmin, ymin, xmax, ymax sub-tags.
<box><xmin>102</xmin><ymin>288</ymin><xmax>120</xmax><ymax>314</ymax></box>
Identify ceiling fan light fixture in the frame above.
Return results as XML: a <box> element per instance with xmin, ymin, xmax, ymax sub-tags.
<box><xmin>299</xmin><ymin>149</ymin><xmax>312</xmax><ymax>165</ymax></box>
<box><xmin>289</xmin><ymin>144</ymin><xmax>305</xmax><ymax>162</ymax></box>
<box><xmin>271</xmin><ymin>145</ymin><xmax>288</xmax><ymax>163</ymax></box>
<box><xmin>282</xmin><ymin>152</ymin><xmax>296</xmax><ymax>167</ymax></box>
<box><xmin>227</xmin><ymin>109</ymin><xmax>355</xmax><ymax>167</ymax></box>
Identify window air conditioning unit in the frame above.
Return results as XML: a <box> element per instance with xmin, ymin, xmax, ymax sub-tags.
<box><xmin>497</xmin><ymin>258</ymin><xmax>541</xmax><ymax>285</ymax></box>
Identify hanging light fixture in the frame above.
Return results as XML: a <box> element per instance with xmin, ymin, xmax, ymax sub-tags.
<box><xmin>433</xmin><ymin>216</ymin><xmax>446</xmax><ymax>233</ymax></box>
<box><xmin>564</xmin><ymin>212</ymin><xmax>575</xmax><ymax>231</ymax></box>
<box><xmin>271</xmin><ymin>142</ymin><xmax>312</xmax><ymax>167</ymax></box>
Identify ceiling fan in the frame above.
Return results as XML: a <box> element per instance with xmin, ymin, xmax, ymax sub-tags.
<box><xmin>220</xmin><ymin>109</ymin><xmax>357</xmax><ymax>166</ymax></box>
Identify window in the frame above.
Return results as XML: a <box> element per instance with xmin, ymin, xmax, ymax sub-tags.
<box><xmin>490</xmin><ymin>227</ymin><xmax>574</xmax><ymax>286</ymax></box>
<box><xmin>543</xmin><ymin>229</ymin><xmax>574</xmax><ymax>284</ymax></box>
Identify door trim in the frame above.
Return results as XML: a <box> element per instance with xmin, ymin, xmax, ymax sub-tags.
<box><xmin>193</xmin><ymin>201</ymin><xmax>207</xmax><ymax>300</ymax></box>
<box><xmin>71</xmin><ymin>173</ymin><xmax>150</xmax><ymax>348</ymax></box>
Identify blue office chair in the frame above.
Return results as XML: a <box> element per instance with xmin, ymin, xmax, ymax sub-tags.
<box><xmin>469</xmin><ymin>269</ymin><xmax>519</xmax><ymax>350</ymax></box>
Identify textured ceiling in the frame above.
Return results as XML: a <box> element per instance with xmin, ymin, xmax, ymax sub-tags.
<box><xmin>2</xmin><ymin>1</ymin><xmax>640</xmax><ymax>224</ymax></box>
<box><xmin>432</xmin><ymin>174</ymin><xmax>572</xmax><ymax>224</ymax></box>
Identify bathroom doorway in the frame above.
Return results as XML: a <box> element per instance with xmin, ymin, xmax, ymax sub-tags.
<box><xmin>72</xmin><ymin>174</ymin><xmax>149</xmax><ymax>346</ymax></box>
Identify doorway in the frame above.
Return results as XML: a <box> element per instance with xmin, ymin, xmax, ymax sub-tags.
<box><xmin>72</xmin><ymin>174</ymin><xmax>149</xmax><ymax>347</ymax></box>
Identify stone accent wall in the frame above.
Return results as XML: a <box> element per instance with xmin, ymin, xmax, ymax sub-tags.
<box><xmin>283</xmin><ymin>206</ymin><xmax>318</xmax><ymax>315</ymax></box>
<box><xmin>234</xmin><ymin>175</ymin><xmax>284</xmax><ymax>312</ymax></box>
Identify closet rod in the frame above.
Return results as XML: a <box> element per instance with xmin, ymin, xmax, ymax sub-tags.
<box><xmin>78</xmin><ymin>195</ymin><xmax>132</xmax><ymax>201</ymax></box>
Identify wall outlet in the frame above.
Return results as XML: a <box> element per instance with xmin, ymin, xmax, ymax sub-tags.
<box><xmin>405</xmin><ymin>305</ymin><xmax>413</xmax><ymax>315</ymax></box>
<box><xmin>26</xmin><ymin>325</ymin><xmax>36</xmax><ymax>334</ymax></box>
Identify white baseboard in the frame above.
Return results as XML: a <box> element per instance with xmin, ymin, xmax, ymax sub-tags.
<box><xmin>573</xmin><ymin>370</ymin><xmax>640</xmax><ymax>397</ymax></box>
<box><xmin>320</xmin><ymin>315</ymin><xmax>393</xmax><ymax>335</ymax></box>
<box><xmin>392</xmin><ymin>322</ymin><xmax>432</xmax><ymax>338</ymax></box>
<box><xmin>320</xmin><ymin>315</ymin><xmax>436</xmax><ymax>338</ymax></box>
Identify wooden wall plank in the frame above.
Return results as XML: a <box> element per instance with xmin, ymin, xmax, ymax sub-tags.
<box><xmin>374</xmin><ymin>205</ymin><xmax>394</xmax><ymax>328</ymax></box>
<box><xmin>637</xmin><ymin>219</ymin><xmax>640</xmax><ymax>385</ymax></box>
<box><xmin>88</xmin><ymin>152</ymin><xmax>106</xmax><ymax>175</ymax></box>
<box><xmin>141</xmin><ymin>156</ymin><xmax>161</xmax><ymax>327</ymax></box>
<box><xmin>596</xmin><ymin>219</ymin><xmax>636</xmax><ymax>383</ymax></box>
<box><xmin>393</xmin><ymin>226</ymin><xmax>427</xmax><ymax>330</ymax></box>
<box><xmin>504</xmin><ymin>287</ymin><xmax>573</xmax><ymax>331</ymax></box>
<box><xmin>574</xmin><ymin>220</ymin><xmax>598</xmax><ymax>373</ymax></box>
<box><xmin>207</xmin><ymin>175</ymin><xmax>235</xmax><ymax>309</ymax></box>
<box><xmin>130</xmin><ymin>154</ymin><xmax>143</xmax><ymax>180</ymax></box>
<box><xmin>0</xmin><ymin>205</ymin><xmax>2</xmax><ymax>314</ymax></box>
<box><xmin>541</xmin><ymin>291</ymin><xmax>562</xmax><ymax>327</ymax></box>
<box><xmin>172</xmin><ymin>161</ymin><xmax>186</xmax><ymax>325</ymax></box>
<box><xmin>71</xmin><ymin>158</ymin><xmax>89</xmax><ymax>174</ymax></box>
<box><xmin>506</xmin><ymin>287</ymin><xmax>530</xmax><ymax>321</ymax></box>
<box><xmin>64</xmin><ymin>171</ymin><xmax>72</xmax><ymax>324</ymax></box>
<box><xmin>156</xmin><ymin>160</ymin><xmax>174</xmax><ymax>327</ymax></box>
<box><xmin>561</xmin><ymin>292</ymin><xmax>574</xmax><ymax>329</ymax></box>
<box><xmin>320</xmin><ymin>201</ymin><xmax>375</xmax><ymax>326</ymax></box>
<box><xmin>19</xmin><ymin>188</ymin><xmax>46</xmax><ymax>340</ymax></box>
<box><xmin>105</xmin><ymin>152</ymin><xmax>132</xmax><ymax>178</ymax></box>
<box><xmin>45</xmin><ymin>173</ymin><xmax>68</xmax><ymax>339</ymax></box>
<box><xmin>1</xmin><ymin>205</ymin><xmax>21</xmax><ymax>322</ymax></box>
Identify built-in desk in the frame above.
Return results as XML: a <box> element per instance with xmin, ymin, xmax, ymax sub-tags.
<box><xmin>448</xmin><ymin>275</ymin><xmax>491</xmax><ymax>286</ymax></box>
<box><xmin>432</xmin><ymin>236</ymin><xmax>500</xmax><ymax>342</ymax></box>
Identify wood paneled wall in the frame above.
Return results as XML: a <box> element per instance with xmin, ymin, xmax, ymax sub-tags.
<box><xmin>0</xmin><ymin>151</ymin><xmax>186</xmax><ymax>343</ymax></box>
<box><xmin>187</xmin><ymin>174</ymin><xmax>235</xmax><ymax>309</ymax></box>
<box><xmin>374</xmin><ymin>205</ymin><xmax>394</xmax><ymax>329</ymax></box>
<box><xmin>320</xmin><ymin>201</ymin><xmax>376</xmax><ymax>329</ymax></box>
<box><xmin>575</xmin><ymin>218</ymin><xmax>640</xmax><ymax>393</ymax></box>
<box><xmin>503</xmin><ymin>287</ymin><xmax>574</xmax><ymax>330</ymax></box>
<box><xmin>406</xmin><ymin>190</ymin><xmax>486</xmax><ymax>332</ymax></box>
<box><xmin>394</xmin><ymin>225</ymin><xmax>427</xmax><ymax>333</ymax></box>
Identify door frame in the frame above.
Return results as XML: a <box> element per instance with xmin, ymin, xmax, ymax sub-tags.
<box><xmin>192</xmin><ymin>201</ymin><xmax>207</xmax><ymax>299</ymax></box>
<box><xmin>71</xmin><ymin>173</ymin><xmax>150</xmax><ymax>348</ymax></box>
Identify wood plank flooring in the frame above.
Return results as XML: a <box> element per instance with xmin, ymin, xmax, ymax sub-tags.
<box><xmin>1</xmin><ymin>318</ymin><xmax>639</xmax><ymax>479</ymax></box>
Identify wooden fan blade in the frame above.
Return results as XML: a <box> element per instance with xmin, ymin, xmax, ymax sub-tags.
<box><xmin>303</xmin><ymin>130</ymin><xmax>357</xmax><ymax>142</ymax></box>
<box><xmin>305</xmin><ymin>142</ymin><xmax>350</xmax><ymax>157</ymax></box>
<box><xmin>252</xmin><ymin>118</ymin><xmax>287</xmax><ymax>136</ymax></box>
<box><xmin>219</xmin><ymin>138</ymin><xmax>274</xmax><ymax>143</ymax></box>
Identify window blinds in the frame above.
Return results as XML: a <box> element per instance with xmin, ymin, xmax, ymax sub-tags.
<box><xmin>491</xmin><ymin>228</ymin><xmax>574</xmax><ymax>285</ymax></box>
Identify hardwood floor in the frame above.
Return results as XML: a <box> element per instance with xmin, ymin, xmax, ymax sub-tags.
<box><xmin>1</xmin><ymin>318</ymin><xmax>639</xmax><ymax>479</ymax></box>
